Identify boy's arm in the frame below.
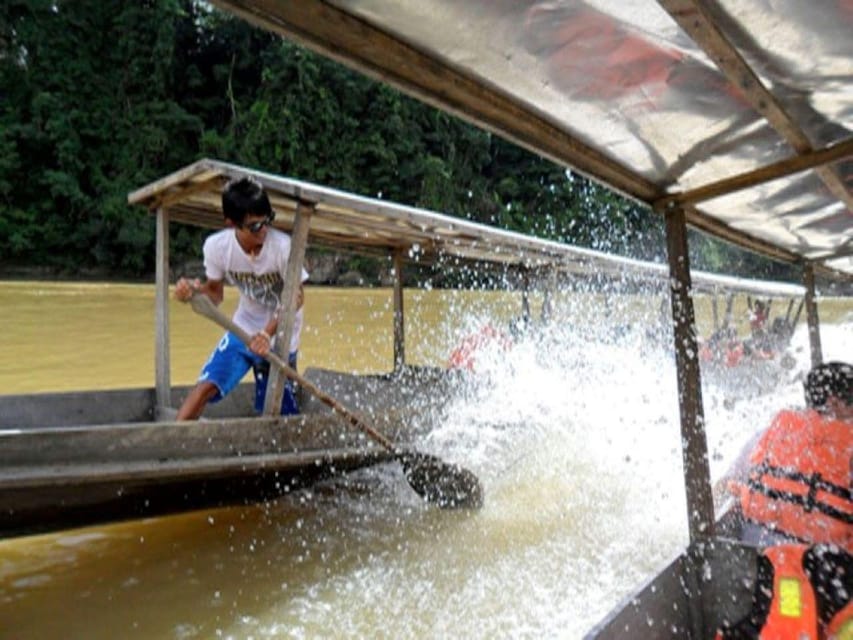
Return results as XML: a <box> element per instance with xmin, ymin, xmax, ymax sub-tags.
<box><xmin>175</xmin><ymin>277</ymin><xmax>224</xmax><ymax>305</ymax></box>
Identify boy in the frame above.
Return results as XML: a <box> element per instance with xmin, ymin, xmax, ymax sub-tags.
<box><xmin>174</xmin><ymin>175</ymin><xmax>308</xmax><ymax>420</ymax></box>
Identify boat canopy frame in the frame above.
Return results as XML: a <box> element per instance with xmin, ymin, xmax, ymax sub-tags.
<box><xmin>128</xmin><ymin>157</ymin><xmax>813</xmax><ymax>421</ymax></box>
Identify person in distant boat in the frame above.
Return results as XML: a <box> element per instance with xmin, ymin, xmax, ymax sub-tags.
<box><xmin>447</xmin><ymin>322</ymin><xmax>514</xmax><ymax>372</ymax></box>
<box><xmin>726</xmin><ymin>361</ymin><xmax>852</xmax><ymax>553</ymax></box>
<box><xmin>174</xmin><ymin>175</ymin><xmax>309</xmax><ymax>420</ymax></box>
<box><xmin>748</xmin><ymin>299</ymin><xmax>770</xmax><ymax>334</ymax></box>
<box><xmin>699</xmin><ymin>325</ymin><xmax>744</xmax><ymax>368</ymax></box>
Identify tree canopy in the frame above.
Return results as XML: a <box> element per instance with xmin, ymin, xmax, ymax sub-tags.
<box><xmin>0</xmin><ymin>0</ymin><xmax>793</xmax><ymax>282</ymax></box>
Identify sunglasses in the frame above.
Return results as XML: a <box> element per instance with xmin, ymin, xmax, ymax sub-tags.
<box><xmin>242</xmin><ymin>214</ymin><xmax>274</xmax><ymax>233</ymax></box>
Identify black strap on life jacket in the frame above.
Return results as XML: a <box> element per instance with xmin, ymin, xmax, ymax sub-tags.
<box><xmin>747</xmin><ymin>463</ymin><xmax>853</xmax><ymax>525</ymax></box>
<box><xmin>802</xmin><ymin>545</ymin><xmax>853</xmax><ymax>628</ymax></box>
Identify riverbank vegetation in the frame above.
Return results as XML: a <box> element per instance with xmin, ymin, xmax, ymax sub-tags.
<box><xmin>1</xmin><ymin>0</ymin><xmax>796</xmax><ymax>284</ymax></box>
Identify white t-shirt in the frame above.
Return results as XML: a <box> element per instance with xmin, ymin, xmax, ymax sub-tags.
<box><xmin>203</xmin><ymin>228</ymin><xmax>308</xmax><ymax>353</ymax></box>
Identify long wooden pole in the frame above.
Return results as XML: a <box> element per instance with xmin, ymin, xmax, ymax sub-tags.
<box><xmin>190</xmin><ymin>292</ymin><xmax>484</xmax><ymax>510</ymax></box>
<box><xmin>263</xmin><ymin>203</ymin><xmax>313</xmax><ymax>415</ymax></box>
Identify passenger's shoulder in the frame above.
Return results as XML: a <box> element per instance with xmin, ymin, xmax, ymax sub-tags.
<box><xmin>203</xmin><ymin>228</ymin><xmax>231</xmax><ymax>246</ymax></box>
<box><xmin>769</xmin><ymin>408</ymin><xmax>803</xmax><ymax>423</ymax></box>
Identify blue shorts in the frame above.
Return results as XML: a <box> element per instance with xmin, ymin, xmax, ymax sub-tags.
<box><xmin>199</xmin><ymin>332</ymin><xmax>299</xmax><ymax>415</ymax></box>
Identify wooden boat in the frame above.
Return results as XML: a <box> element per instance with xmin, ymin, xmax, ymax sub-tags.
<box><xmin>3</xmin><ymin>157</ymin><xmax>758</xmax><ymax>539</ymax></box>
<box><xmin>198</xmin><ymin>1</ymin><xmax>852</xmax><ymax>637</ymax></box>
<box><xmin>0</xmin><ymin>368</ymin><xmax>451</xmax><ymax>538</ymax></box>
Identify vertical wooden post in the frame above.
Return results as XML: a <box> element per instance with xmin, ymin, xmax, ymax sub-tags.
<box><xmin>664</xmin><ymin>207</ymin><xmax>715</xmax><ymax>543</ymax></box>
<box><xmin>154</xmin><ymin>207</ymin><xmax>171</xmax><ymax>415</ymax></box>
<box><xmin>541</xmin><ymin>267</ymin><xmax>556</xmax><ymax>324</ymax></box>
<box><xmin>711</xmin><ymin>295</ymin><xmax>719</xmax><ymax>331</ymax></box>
<box><xmin>723</xmin><ymin>293</ymin><xmax>735</xmax><ymax>329</ymax></box>
<box><xmin>393</xmin><ymin>248</ymin><xmax>406</xmax><ymax>374</ymax></box>
<box><xmin>665</xmin><ymin>207</ymin><xmax>714</xmax><ymax>640</ymax></box>
<box><xmin>784</xmin><ymin>298</ymin><xmax>795</xmax><ymax>324</ymax></box>
<box><xmin>521</xmin><ymin>267</ymin><xmax>531</xmax><ymax>325</ymax></box>
<box><xmin>792</xmin><ymin>298</ymin><xmax>805</xmax><ymax>328</ymax></box>
<box><xmin>802</xmin><ymin>263</ymin><xmax>822</xmax><ymax>368</ymax></box>
<box><xmin>263</xmin><ymin>203</ymin><xmax>313</xmax><ymax>415</ymax></box>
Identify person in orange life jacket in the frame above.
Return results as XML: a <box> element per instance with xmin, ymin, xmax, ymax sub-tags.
<box><xmin>700</xmin><ymin>326</ymin><xmax>745</xmax><ymax>368</ymax></box>
<box><xmin>714</xmin><ymin>542</ymin><xmax>852</xmax><ymax>640</ymax></box>
<box><xmin>727</xmin><ymin>361</ymin><xmax>852</xmax><ymax>553</ymax></box>
<box><xmin>447</xmin><ymin>315</ymin><xmax>532</xmax><ymax>373</ymax></box>
<box><xmin>447</xmin><ymin>322</ymin><xmax>514</xmax><ymax>372</ymax></box>
<box><xmin>174</xmin><ymin>176</ymin><xmax>309</xmax><ymax>420</ymax></box>
<box><xmin>748</xmin><ymin>299</ymin><xmax>770</xmax><ymax>334</ymax></box>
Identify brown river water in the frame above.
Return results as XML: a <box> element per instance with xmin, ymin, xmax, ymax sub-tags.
<box><xmin>0</xmin><ymin>281</ymin><xmax>850</xmax><ymax>639</ymax></box>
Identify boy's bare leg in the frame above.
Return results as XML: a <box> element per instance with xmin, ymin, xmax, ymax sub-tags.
<box><xmin>176</xmin><ymin>382</ymin><xmax>219</xmax><ymax>420</ymax></box>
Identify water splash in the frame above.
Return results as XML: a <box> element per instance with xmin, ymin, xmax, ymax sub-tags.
<box><xmin>2</xmin><ymin>292</ymin><xmax>849</xmax><ymax>639</ymax></box>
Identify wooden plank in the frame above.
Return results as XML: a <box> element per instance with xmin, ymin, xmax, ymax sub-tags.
<box><xmin>664</xmin><ymin>207</ymin><xmax>715</xmax><ymax>542</ymax></box>
<box><xmin>264</xmin><ymin>203</ymin><xmax>313</xmax><ymax>415</ymax></box>
<box><xmin>154</xmin><ymin>208</ymin><xmax>171</xmax><ymax>411</ymax></box>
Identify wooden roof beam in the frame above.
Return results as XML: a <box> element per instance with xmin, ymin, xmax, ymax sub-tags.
<box><xmin>657</xmin><ymin>0</ymin><xmax>853</xmax><ymax>212</ymax></box>
<box><xmin>683</xmin><ymin>205</ymin><xmax>799</xmax><ymax>263</ymax></box>
<box><xmin>655</xmin><ymin>138</ymin><xmax>853</xmax><ymax>210</ymax></box>
<box><xmin>128</xmin><ymin>159</ymin><xmax>222</xmax><ymax>207</ymax></box>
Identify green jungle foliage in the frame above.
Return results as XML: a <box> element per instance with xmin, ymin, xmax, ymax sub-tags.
<box><xmin>0</xmin><ymin>0</ymin><xmax>794</xmax><ymax>282</ymax></box>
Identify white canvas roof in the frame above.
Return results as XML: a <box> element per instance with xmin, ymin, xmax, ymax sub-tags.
<box><xmin>207</xmin><ymin>0</ymin><xmax>852</xmax><ymax>280</ymax></box>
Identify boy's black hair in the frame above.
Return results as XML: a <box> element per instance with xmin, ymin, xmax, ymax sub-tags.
<box><xmin>804</xmin><ymin>361</ymin><xmax>852</xmax><ymax>410</ymax></box>
<box><xmin>222</xmin><ymin>176</ymin><xmax>272</xmax><ymax>226</ymax></box>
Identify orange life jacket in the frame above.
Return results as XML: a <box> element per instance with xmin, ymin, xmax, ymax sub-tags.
<box><xmin>726</xmin><ymin>342</ymin><xmax>745</xmax><ymax>368</ymax></box>
<box><xmin>447</xmin><ymin>325</ymin><xmax>512</xmax><ymax>371</ymax></box>
<box><xmin>715</xmin><ymin>544</ymin><xmax>820</xmax><ymax>640</ymax></box>
<box><xmin>734</xmin><ymin>409</ymin><xmax>853</xmax><ymax>553</ymax></box>
<box><xmin>761</xmin><ymin>544</ymin><xmax>819</xmax><ymax>639</ymax></box>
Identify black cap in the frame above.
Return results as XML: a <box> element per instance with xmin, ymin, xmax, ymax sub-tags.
<box><xmin>804</xmin><ymin>361</ymin><xmax>852</xmax><ymax>410</ymax></box>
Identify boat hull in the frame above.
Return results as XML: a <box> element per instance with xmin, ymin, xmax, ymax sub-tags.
<box><xmin>0</xmin><ymin>367</ymin><xmax>452</xmax><ymax>538</ymax></box>
<box><xmin>586</xmin><ymin>536</ymin><xmax>760</xmax><ymax>639</ymax></box>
